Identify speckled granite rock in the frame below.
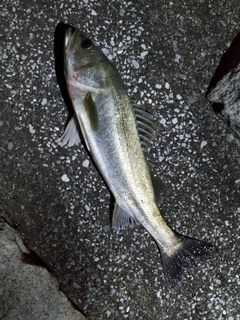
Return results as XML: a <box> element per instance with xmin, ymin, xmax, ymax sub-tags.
<box><xmin>206</xmin><ymin>32</ymin><xmax>240</xmax><ymax>143</ymax></box>
<box><xmin>0</xmin><ymin>222</ymin><xmax>85</xmax><ymax>320</ymax></box>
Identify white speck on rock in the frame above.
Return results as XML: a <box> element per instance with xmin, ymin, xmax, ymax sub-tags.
<box><xmin>172</xmin><ymin>118</ymin><xmax>178</xmax><ymax>124</ymax></box>
<box><xmin>200</xmin><ymin>141</ymin><xmax>207</xmax><ymax>149</ymax></box>
<box><xmin>155</xmin><ymin>84</ymin><xmax>162</xmax><ymax>89</ymax></box>
<box><xmin>41</xmin><ymin>98</ymin><xmax>47</xmax><ymax>106</ymax></box>
<box><xmin>132</xmin><ymin>59</ymin><xmax>139</xmax><ymax>69</ymax></box>
<box><xmin>8</xmin><ymin>142</ymin><xmax>14</xmax><ymax>150</ymax></box>
<box><xmin>61</xmin><ymin>174</ymin><xmax>70</xmax><ymax>182</ymax></box>
<box><xmin>103</xmin><ymin>225</ymin><xmax>110</xmax><ymax>232</ymax></box>
<box><xmin>85</xmin><ymin>204</ymin><xmax>90</xmax><ymax>211</ymax></box>
<box><xmin>160</xmin><ymin>118</ymin><xmax>166</xmax><ymax>125</ymax></box>
<box><xmin>5</xmin><ymin>83</ymin><xmax>12</xmax><ymax>89</ymax></box>
<box><xmin>29</xmin><ymin>124</ymin><xmax>36</xmax><ymax>134</ymax></box>
<box><xmin>174</xmin><ymin>54</ymin><xmax>181</xmax><ymax>62</ymax></box>
<box><xmin>176</xmin><ymin>94</ymin><xmax>182</xmax><ymax>100</ymax></box>
<box><xmin>165</xmin><ymin>82</ymin><xmax>170</xmax><ymax>89</ymax></box>
<box><xmin>82</xmin><ymin>159</ymin><xmax>89</xmax><ymax>168</ymax></box>
<box><xmin>226</xmin><ymin>133</ymin><xmax>234</xmax><ymax>142</ymax></box>
<box><xmin>119</xmin><ymin>9</ymin><xmax>125</xmax><ymax>16</ymax></box>
<box><xmin>141</xmin><ymin>51</ymin><xmax>148</xmax><ymax>58</ymax></box>
<box><xmin>91</xmin><ymin>9</ymin><xmax>97</xmax><ymax>15</ymax></box>
<box><xmin>102</xmin><ymin>48</ymin><xmax>109</xmax><ymax>56</ymax></box>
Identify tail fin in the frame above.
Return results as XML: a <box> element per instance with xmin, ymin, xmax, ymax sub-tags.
<box><xmin>158</xmin><ymin>234</ymin><xmax>220</xmax><ymax>292</ymax></box>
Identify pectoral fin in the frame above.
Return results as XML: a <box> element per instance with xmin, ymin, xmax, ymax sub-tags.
<box><xmin>83</xmin><ymin>91</ymin><xmax>98</xmax><ymax>132</ymax></box>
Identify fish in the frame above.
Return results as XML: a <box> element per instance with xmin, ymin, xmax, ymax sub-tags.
<box><xmin>58</xmin><ymin>25</ymin><xmax>219</xmax><ymax>292</ymax></box>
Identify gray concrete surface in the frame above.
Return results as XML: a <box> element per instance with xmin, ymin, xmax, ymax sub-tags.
<box><xmin>1</xmin><ymin>0</ymin><xmax>240</xmax><ymax>319</ymax></box>
<box><xmin>0</xmin><ymin>222</ymin><xmax>85</xmax><ymax>319</ymax></box>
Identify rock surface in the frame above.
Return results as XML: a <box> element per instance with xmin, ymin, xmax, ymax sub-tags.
<box><xmin>1</xmin><ymin>0</ymin><xmax>240</xmax><ymax>319</ymax></box>
<box><xmin>0</xmin><ymin>222</ymin><xmax>85</xmax><ymax>320</ymax></box>
<box><xmin>206</xmin><ymin>32</ymin><xmax>240</xmax><ymax>144</ymax></box>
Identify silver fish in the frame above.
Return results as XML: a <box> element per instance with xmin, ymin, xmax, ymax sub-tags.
<box><xmin>59</xmin><ymin>25</ymin><xmax>219</xmax><ymax>291</ymax></box>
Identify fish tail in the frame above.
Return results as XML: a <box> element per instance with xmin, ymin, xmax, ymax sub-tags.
<box><xmin>158</xmin><ymin>234</ymin><xmax>220</xmax><ymax>292</ymax></box>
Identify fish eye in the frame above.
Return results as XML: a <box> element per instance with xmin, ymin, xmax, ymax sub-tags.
<box><xmin>81</xmin><ymin>39</ymin><xmax>93</xmax><ymax>49</ymax></box>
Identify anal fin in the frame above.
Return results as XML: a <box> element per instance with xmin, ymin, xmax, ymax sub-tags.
<box><xmin>112</xmin><ymin>203</ymin><xmax>137</xmax><ymax>232</ymax></box>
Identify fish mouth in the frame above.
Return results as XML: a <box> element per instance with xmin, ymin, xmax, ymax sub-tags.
<box><xmin>64</xmin><ymin>26</ymin><xmax>75</xmax><ymax>48</ymax></box>
<box><xmin>64</xmin><ymin>26</ymin><xmax>85</xmax><ymax>54</ymax></box>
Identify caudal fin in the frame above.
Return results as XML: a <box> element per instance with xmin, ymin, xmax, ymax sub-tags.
<box><xmin>158</xmin><ymin>234</ymin><xmax>220</xmax><ymax>292</ymax></box>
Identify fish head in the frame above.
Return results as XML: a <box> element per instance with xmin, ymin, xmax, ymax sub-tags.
<box><xmin>64</xmin><ymin>26</ymin><xmax>113</xmax><ymax>92</ymax></box>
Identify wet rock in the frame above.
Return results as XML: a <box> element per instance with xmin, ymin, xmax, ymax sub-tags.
<box><xmin>206</xmin><ymin>32</ymin><xmax>240</xmax><ymax>141</ymax></box>
<box><xmin>0</xmin><ymin>222</ymin><xmax>85</xmax><ymax>320</ymax></box>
